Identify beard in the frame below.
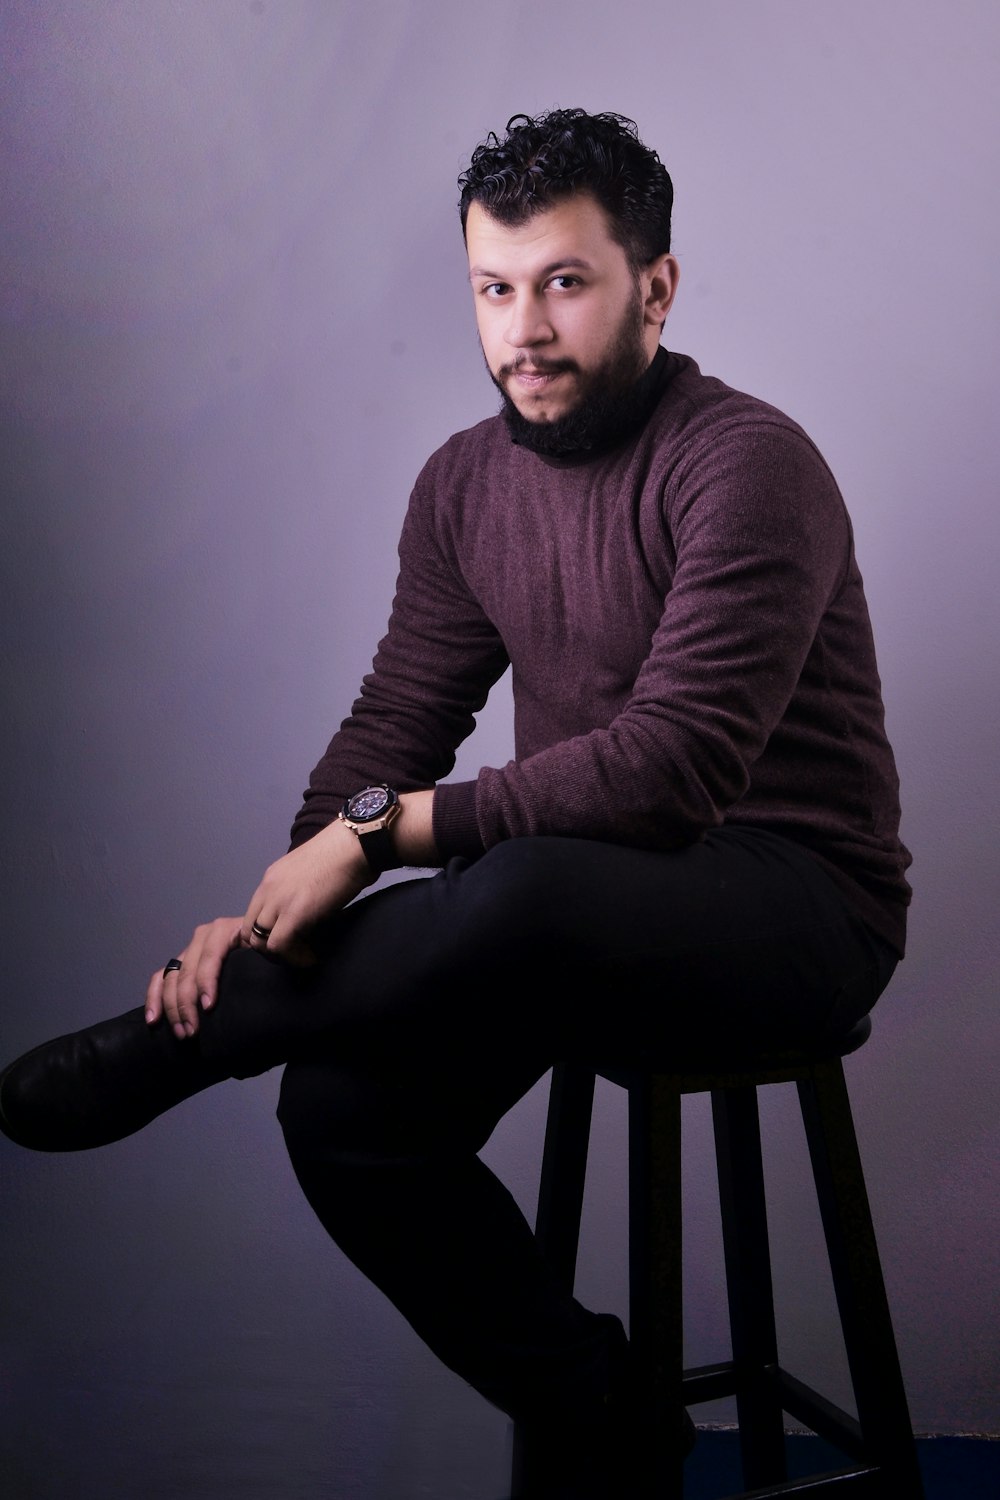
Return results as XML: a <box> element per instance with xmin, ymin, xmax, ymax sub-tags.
<box><xmin>488</xmin><ymin>293</ymin><xmax>655</xmax><ymax>458</ymax></box>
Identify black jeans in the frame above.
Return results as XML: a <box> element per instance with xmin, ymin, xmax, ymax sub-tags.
<box><xmin>218</xmin><ymin>828</ymin><xmax>896</xmax><ymax>1422</ymax></box>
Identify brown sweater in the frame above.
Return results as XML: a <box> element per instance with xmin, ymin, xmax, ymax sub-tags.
<box><xmin>291</xmin><ymin>350</ymin><xmax>911</xmax><ymax>954</ymax></box>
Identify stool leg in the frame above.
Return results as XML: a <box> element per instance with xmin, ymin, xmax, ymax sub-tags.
<box><xmin>798</xmin><ymin>1062</ymin><xmax>926</xmax><ymax>1498</ymax></box>
<box><xmin>533</xmin><ymin>1062</ymin><xmax>597</xmax><ymax>1291</ymax></box>
<box><xmin>712</xmin><ymin>1085</ymin><xmax>787</xmax><ymax>1489</ymax></box>
<box><xmin>512</xmin><ymin>1064</ymin><xmax>596</xmax><ymax>1495</ymax></box>
<box><xmin>630</xmin><ymin>1075</ymin><xmax>685</xmax><ymax>1500</ymax></box>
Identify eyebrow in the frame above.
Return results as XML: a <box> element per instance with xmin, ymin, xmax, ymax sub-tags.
<box><xmin>467</xmin><ymin>256</ymin><xmax>594</xmax><ymax>282</ymax></box>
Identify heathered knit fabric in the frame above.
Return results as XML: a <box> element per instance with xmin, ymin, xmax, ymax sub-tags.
<box><xmin>291</xmin><ymin>351</ymin><xmax>911</xmax><ymax>954</ymax></box>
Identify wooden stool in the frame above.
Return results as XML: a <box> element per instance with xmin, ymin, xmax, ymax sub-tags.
<box><xmin>519</xmin><ymin>1018</ymin><xmax>925</xmax><ymax>1497</ymax></box>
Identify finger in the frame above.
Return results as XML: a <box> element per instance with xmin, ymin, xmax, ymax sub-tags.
<box><xmin>192</xmin><ymin>919</ymin><xmax>242</xmax><ymax>1010</ymax></box>
<box><xmin>145</xmin><ymin>969</ymin><xmax>165</xmax><ymax>1025</ymax></box>
<box><xmin>241</xmin><ymin>905</ymin><xmax>278</xmax><ymax>952</ymax></box>
<box><xmin>165</xmin><ymin>919</ymin><xmax>245</xmax><ymax>1037</ymax></box>
<box><xmin>260</xmin><ymin>908</ymin><xmax>318</xmax><ymax>964</ymax></box>
<box><xmin>173</xmin><ymin>962</ymin><xmax>205</xmax><ymax>1037</ymax></box>
<box><xmin>150</xmin><ymin>955</ymin><xmax>188</xmax><ymax>1031</ymax></box>
<box><xmin>162</xmin><ymin>959</ymin><xmax>199</xmax><ymax>1039</ymax></box>
<box><xmin>253</xmin><ymin>907</ymin><xmax>290</xmax><ymax>957</ymax></box>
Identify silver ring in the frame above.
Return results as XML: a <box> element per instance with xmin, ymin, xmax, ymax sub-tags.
<box><xmin>162</xmin><ymin>958</ymin><xmax>183</xmax><ymax>977</ymax></box>
<box><xmin>250</xmin><ymin>922</ymin><xmax>272</xmax><ymax>942</ymax></box>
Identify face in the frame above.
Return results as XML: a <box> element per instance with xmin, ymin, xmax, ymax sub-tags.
<box><xmin>465</xmin><ymin>193</ymin><xmax>677</xmax><ymax>429</ymax></box>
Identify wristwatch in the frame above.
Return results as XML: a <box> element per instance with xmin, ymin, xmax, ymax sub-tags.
<box><xmin>339</xmin><ymin>784</ymin><xmax>401</xmax><ymax>874</ymax></box>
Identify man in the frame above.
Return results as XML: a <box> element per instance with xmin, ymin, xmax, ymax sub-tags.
<box><xmin>0</xmin><ymin>110</ymin><xmax>910</xmax><ymax>1497</ymax></box>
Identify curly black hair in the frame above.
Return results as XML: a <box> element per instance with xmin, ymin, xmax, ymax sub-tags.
<box><xmin>458</xmin><ymin>108</ymin><xmax>673</xmax><ymax>267</ymax></box>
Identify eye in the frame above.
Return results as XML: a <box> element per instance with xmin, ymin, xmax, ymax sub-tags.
<box><xmin>480</xmin><ymin>281</ymin><xmax>511</xmax><ymax>300</ymax></box>
<box><xmin>548</xmin><ymin>275</ymin><xmax>581</xmax><ymax>291</ymax></box>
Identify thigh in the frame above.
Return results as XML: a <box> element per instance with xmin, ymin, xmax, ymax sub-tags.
<box><xmin>280</xmin><ymin>828</ymin><xmax>893</xmax><ymax>1086</ymax></box>
<box><xmin>425</xmin><ymin>828</ymin><xmax>893</xmax><ymax>1060</ymax></box>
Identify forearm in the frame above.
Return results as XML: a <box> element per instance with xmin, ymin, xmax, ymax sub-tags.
<box><xmin>289</xmin><ymin>462</ymin><xmax>510</xmax><ymax>852</ymax></box>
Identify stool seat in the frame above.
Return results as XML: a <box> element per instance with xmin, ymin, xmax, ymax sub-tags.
<box><xmin>599</xmin><ymin>1015</ymin><xmax>873</xmax><ymax>1088</ymax></box>
<box><xmin>517</xmin><ymin>1017</ymin><xmax>925</xmax><ymax>1499</ymax></box>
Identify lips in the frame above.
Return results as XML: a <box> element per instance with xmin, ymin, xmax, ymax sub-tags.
<box><xmin>515</xmin><ymin>369</ymin><xmax>564</xmax><ymax>386</ymax></box>
<box><xmin>504</xmin><ymin>360</ymin><xmax>575</xmax><ymax>389</ymax></box>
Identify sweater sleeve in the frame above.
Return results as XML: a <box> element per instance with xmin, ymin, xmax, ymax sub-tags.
<box><xmin>288</xmin><ymin>465</ymin><xmax>510</xmax><ymax>849</ymax></box>
<box><xmin>436</xmin><ymin>420</ymin><xmax>855</xmax><ymax>856</ymax></box>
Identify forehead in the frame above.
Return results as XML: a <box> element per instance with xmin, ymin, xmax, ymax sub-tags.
<box><xmin>465</xmin><ymin>193</ymin><xmax>625</xmax><ymax>276</ymax></box>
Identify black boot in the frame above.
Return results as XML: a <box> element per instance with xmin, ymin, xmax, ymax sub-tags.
<box><xmin>0</xmin><ymin>1007</ymin><xmax>240</xmax><ymax>1152</ymax></box>
<box><xmin>509</xmin><ymin>1315</ymin><xmax>697</xmax><ymax>1499</ymax></box>
<box><xmin>0</xmin><ymin>950</ymin><xmax>301</xmax><ymax>1152</ymax></box>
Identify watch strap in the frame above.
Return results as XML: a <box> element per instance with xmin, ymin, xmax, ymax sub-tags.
<box><xmin>353</xmin><ymin>821</ymin><xmax>397</xmax><ymax>875</ymax></box>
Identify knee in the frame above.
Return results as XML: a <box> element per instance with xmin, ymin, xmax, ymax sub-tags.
<box><xmin>277</xmin><ymin>1058</ymin><xmax>363</xmax><ymax>1163</ymax></box>
<box><xmin>278</xmin><ymin>1052</ymin><xmax>519</xmax><ymax>1169</ymax></box>
<box><xmin>278</xmin><ymin>1055</ymin><xmax>442</xmax><ymax>1167</ymax></box>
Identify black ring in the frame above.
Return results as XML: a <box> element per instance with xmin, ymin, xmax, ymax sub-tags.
<box><xmin>162</xmin><ymin>958</ymin><xmax>183</xmax><ymax>977</ymax></box>
<box><xmin>251</xmin><ymin>922</ymin><xmax>272</xmax><ymax>942</ymax></box>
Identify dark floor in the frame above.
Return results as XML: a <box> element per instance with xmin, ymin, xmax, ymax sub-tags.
<box><xmin>684</xmin><ymin>1431</ymin><xmax>1000</xmax><ymax>1499</ymax></box>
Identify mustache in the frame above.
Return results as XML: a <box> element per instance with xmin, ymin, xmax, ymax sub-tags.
<box><xmin>498</xmin><ymin>354</ymin><xmax>579</xmax><ymax>379</ymax></box>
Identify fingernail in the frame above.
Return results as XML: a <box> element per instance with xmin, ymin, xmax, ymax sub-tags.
<box><xmin>173</xmin><ymin>1023</ymin><xmax>187</xmax><ymax>1040</ymax></box>
<box><xmin>145</xmin><ymin>1009</ymin><xmax>155</xmax><ymax>1023</ymax></box>
<box><xmin>201</xmin><ymin>994</ymin><xmax>213</xmax><ymax>1010</ymax></box>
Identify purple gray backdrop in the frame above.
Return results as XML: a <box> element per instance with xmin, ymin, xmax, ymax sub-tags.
<box><xmin>2</xmin><ymin>2</ymin><xmax>998</xmax><ymax>1495</ymax></box>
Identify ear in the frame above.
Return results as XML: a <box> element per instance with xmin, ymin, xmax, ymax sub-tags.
<box><xmin>642</xmin><ymin>253</ymin><xmax>680</xmax><ymax>330</ymax></box>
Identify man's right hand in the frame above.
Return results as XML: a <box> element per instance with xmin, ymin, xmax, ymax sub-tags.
<box><xmin>145</xmin><ymin>916</ymin><xmax>243</xmax><ymax>1040</ymax></box>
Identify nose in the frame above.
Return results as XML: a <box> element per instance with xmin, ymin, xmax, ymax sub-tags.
<box><xmin>504</xmin><ymin>292</ymin><xmax>553</xmax><ymax>349</ymax></box>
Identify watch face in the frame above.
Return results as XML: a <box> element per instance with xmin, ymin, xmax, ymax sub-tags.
<box><xmin>348</xmin><ymin>786</ymin><xmax>390</xmax><ymax>822</ymax></box>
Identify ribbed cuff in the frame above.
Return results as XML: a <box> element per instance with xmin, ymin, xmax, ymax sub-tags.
<box><xmin>432</xmin><ymin>779</ymin><xmax>487</xmax><ymax>861</ymax></box>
